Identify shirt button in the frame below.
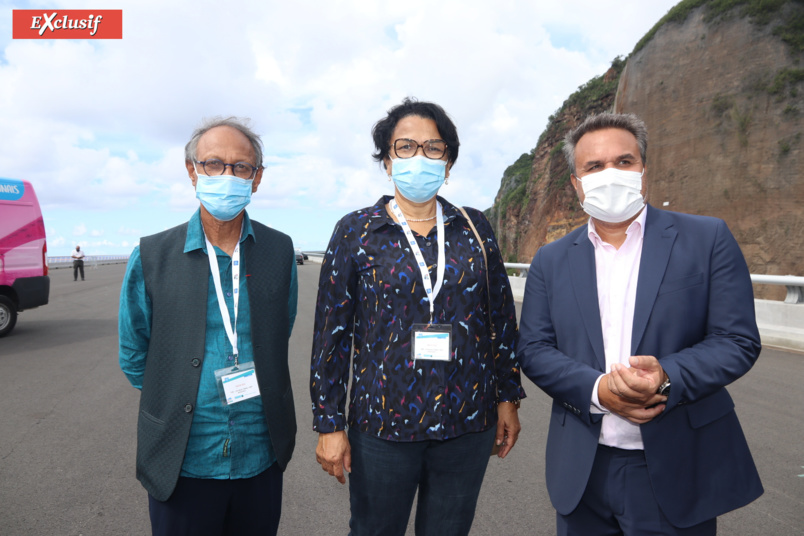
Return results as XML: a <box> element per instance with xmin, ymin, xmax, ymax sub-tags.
<box><xmin>191</xmin><ymin>358</ymin><xmax>201</xmax><ymax>367</ymax></box>
<box><xmin>226</xmin><ymin>292</ymin><xmax>232</xmax><ymax>297</ymax></box>
<box><xmin>184</xmin><ymin>404</ymin><xmax>193</xmax><ymax>413</ymax></box>
<box><xmin>228</xmin><ymin>355</ymin><xmax>234</xmax><ymax>361</ymax></box>
<box><xmin>426</xmin><ymin>241</ymin><xmax>432</xmax><ymax>247</ymax></box>
<box><xmin>229</xmin><ymin>420</ymin><xmax>235</xmax><ymax>426</ymax></box>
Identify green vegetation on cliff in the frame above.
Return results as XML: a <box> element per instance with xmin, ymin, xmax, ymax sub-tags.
<box><xmin>768</xmin><ymin>68</ymin><xmax>804</xmax><ymax>97</ymax></box>
<box><xmin>634</xmin><ymin>0</ymin><xmax>804</xmax><ymax>55</ymax></box>
<box><xmin>496</xmin><ymin>151</ymin><xmax>533</xmax><ymax>221</ymax></box>
<box><xmin>537</xmin><ymin>56</ymin><xmax>626</xmax><ymax>149</ymax></box>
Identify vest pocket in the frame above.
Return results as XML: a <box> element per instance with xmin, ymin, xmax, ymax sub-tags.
<box><xmin>139</xmin><ymin>409</ymin><xmax>165</xmax><ymax>426</ymax></box>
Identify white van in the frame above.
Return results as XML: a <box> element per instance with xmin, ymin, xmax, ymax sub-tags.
<box><xmin>0</xmin><ymin>178</ymin><xmax>50</xmax><ymax>337</ymax></box>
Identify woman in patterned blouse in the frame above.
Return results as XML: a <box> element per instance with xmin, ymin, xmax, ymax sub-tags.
<box><xmin>311</xmin><ymin>98</ymin><xmax>526</xmax><ymax>536</ymax></box>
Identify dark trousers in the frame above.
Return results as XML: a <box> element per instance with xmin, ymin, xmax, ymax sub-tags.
<box><xmin>73</xmin><ymin>260</ymin><xmax>84</xmax><ymax>280</ymax></box>
<box><xmin>557</xmin><ymin>445</ymin><xmax>717</xmax><ymax>536</ymax></box>
<box><xmin>148</xmin><ymin>463</ymin><xmax>282</xmax><ymax>536</ymax></box>
<box><xmin>347</xmin><ymin>426</ymin><xmax>495</xmax><ymax>536</ymax></box>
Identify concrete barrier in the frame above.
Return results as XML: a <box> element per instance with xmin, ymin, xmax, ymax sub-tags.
<box><xmin>510</xmin><ymin>276</ymin><xmax>527</xmax><ymax>302</ymax></box>
<box><xmin>754</xmin><ymin>300</ymin><xmax>804</xmax><ymax>353</ymax></box>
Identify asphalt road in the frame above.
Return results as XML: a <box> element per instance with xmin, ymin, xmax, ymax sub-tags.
<box><xmin>0</xmin><ymin>263</ymin><xmax>802</xmax><ymax>535</ymax></box>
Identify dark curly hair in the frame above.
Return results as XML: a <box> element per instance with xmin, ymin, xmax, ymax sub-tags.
<box><xmin>371</xmin><ymin>97</ymin><xmax>459</xmax><ymax>169</ymax></box>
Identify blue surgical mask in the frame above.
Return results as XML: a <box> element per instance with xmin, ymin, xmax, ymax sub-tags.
<box><xmin>194</xmin><ymin>167</ymin><xmax>253</xmax><ymax>221</ymax></box>
<box><xmin>390</xmin><ymin>155</ymin><xmax>446</xmax><ymax>203</ymax></box>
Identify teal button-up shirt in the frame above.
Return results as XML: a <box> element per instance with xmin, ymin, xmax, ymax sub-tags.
<box><xmin>119</xmin><ymin>209</ymin><xmax>298</xmax><ymax>479</ymax></box>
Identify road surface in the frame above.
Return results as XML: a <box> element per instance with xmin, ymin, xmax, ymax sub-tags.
<box><xmin>1</xmin><ymin>263</ymin><xmax>802</xmax><ymax>535</ymax></box>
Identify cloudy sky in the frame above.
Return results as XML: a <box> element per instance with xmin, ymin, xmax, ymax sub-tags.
<box><xmin>1</xmin><ymin>0</ymin><xmax>679</xmax><ymax>256</ymax></box>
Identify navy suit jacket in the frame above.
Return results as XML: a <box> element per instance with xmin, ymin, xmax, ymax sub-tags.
<box><xmin>518</xmin><ymin>205</ymin><xmax>763</xmax><ymax>528</ymax></box>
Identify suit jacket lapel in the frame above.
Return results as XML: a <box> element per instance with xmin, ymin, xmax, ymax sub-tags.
<box><xmin>632</xmin><ymin>205</ymin><xmax>677</xmax><ymax>353</ymax></box>
<box><xmin>568</xmin><ymin>230</ymin><xmax>606</xmax><ymax>370</ymax></box>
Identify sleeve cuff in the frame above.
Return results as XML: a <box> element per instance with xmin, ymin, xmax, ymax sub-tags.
<box><xmin>591</xmin><ymin>374</ymin><xmax>608</xmax><ymax>414</ymax></box>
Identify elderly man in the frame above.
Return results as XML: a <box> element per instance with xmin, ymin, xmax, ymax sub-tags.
<box><xmin>119</xmin><ymin>117</ymin><xmax>298</xmax><ymax>535</ymax></box>
<box><xmin>518</xmin><ymin>113</ymin><xmax>763</xmax><ymax>535</ymax></box>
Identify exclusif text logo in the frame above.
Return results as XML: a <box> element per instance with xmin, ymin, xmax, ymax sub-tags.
<box><xmin>12</xmin><ymin>10</ymin><xmax>123</xmax><ymax>39</ymax></box>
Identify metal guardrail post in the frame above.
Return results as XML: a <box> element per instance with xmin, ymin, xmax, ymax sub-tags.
<box><xmin>784</xmin><ymin>286</ymin><xmax>803</xmax><ymax>304</ymax></box>
<box><xmin>505</xmin><ymin>262</ymin><xmax>530</xmax><ymax>278</ymax></box>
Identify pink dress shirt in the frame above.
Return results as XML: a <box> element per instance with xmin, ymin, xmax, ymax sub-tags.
<box><xmin>589</xmin><ymin>208</ymin><xmax>647</xmax><ymax>450</ymax></box>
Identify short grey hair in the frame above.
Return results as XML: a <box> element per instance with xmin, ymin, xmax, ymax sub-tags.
<box><xmin>184</xmin><ymin>116</ymin><xmax>264</xmax><ymax>168</ymax></box>
<box><xmin>562</xmin><ymin>113</ymin><xmax>648</xmax><ymax>176</ymax></box>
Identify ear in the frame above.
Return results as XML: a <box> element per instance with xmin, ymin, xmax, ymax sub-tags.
<box><xmin>445</xmin><ymin>161</ymin><xmax>452</xmax><ymax>179</ymax></box>
<box><xmin>251</xmin><ymin>167</ymin><xmax>264</xmax><ymax>193</ymax></box>
<box><xmin>383</xmin><ymin>157</ymin><xmax>393</xmax><ymax>178</ymax></box>
<box><xmin>186</xmin><ymin>160</ymin><xmax>198</xmax><ymax>188</ymax></box>
<box><xmin>571</xmin><ymin>174</ymin><xmax>584</xmax><ymax>203</ymax></box>
<box><xmin>640</xmin><ymin>164</ymin><xmax>648</xmax><ymax>200</ymax></box>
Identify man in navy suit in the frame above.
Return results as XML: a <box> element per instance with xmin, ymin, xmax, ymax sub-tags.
<box><xmin>518</xmin><ymin>113</ymin><xmax>763</xmax><ymax>535</ymax></box>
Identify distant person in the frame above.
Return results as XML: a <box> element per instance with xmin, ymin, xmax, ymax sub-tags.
<box><xmin>71</xmin><ymin>245</ymin><xmax>85</xmax><ymax>281</ymax></box>
<box><xmin>118</xmin><ymin>116</ymin><xmax>298</xmax><ymax>536</ymax></box>
<box><xmin>311</xmin><ymin>98</ymin><xmax>525</xmax><ymax>536</ymax></box>
<box><xmin>517</xmin><ymin>112</ymin><xmax>763</xmax><ymax>535</ymax></box>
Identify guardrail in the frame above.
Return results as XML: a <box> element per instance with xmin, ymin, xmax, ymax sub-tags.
<box><xmin>750</xmin><ymin>275</ymin><xmax>804</xmax><ymax>304</ymax></box>
<box><xmin>48</xmin><ymin>255</ymin><xmax>130</xmax><ymax>269</ymax></box>
<box><xmin>44</xmin><ymin>255</ymin><xmax>801</xmax><ymax>304</ymax></box>
<box><xmin>506</xmin><ymin>263</ymin><xmax>531</xmax><ymax>276</ymax></box>
<box><xmin>504</xmin><ymin>263</ymin><xmax>804</xmax><ymax>305</ymax></box>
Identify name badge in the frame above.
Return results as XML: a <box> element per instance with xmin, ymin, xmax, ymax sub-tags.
<box><xmin>412</xmin><ymin>324</ymin><xmax>453</xmax><ymax>361</ymax></box>
<box><xmin>214</xmin><ymin>361</ymin><xmax>261</xmax><ymax>405</ymax></box>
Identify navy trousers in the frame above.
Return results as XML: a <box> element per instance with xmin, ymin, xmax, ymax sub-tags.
<box><xmin>347</xmin><ymin>426</ymin><xmax>495</xmax><ymax>536</ymax></box>
<box><xmin>148</xmin><ymin>463</ymin><xmax>282</xmax><ymax>536</ymax></box>
<box><xmin>557</xmin><ymin>445</ymin><xmax>716</xmax><ymax>536</ymax></box>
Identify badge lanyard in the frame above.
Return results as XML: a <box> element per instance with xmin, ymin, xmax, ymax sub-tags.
<box><xmin>204</xmin><ymin>234</ymin><xmax>241</xmax><ymax>366</ymax></box>
<box><xmin>391</xmin><ymin>199</ymin><xmax>445</xmax><ymax>323</ymax></box>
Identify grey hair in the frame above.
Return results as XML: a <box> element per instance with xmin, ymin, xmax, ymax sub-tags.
<box><xmin>562</xmin><ymin>113</ymin><xmax>647</xmax><ymax>176</ymax></box>
<box><xmin>184</xmin><ymin>116</ymin><xmax>264</xmax><ymax>168</ymax></box>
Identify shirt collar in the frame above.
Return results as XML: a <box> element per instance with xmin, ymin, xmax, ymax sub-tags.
<box><xmin>184</xmin><ymin>208</ymin><xmax>256</xmax><ymax>254</ymax></box>
<box><xmin>366</xmin><ymin>195</ymin><xmax>459</xmax><ymax>232</ymax></box>
<box><xmin>586</xmin><ymin>207</ymin><xmax>647</xmax><ymax>247</ymax></box>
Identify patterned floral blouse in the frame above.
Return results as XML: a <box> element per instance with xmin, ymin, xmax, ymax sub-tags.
<box><xmin>310</xmin><ymin>195</ymin><xmax>525</xmax><ymax>442</ymax></box>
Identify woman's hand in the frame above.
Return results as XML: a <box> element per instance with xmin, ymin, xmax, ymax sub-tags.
<box><xmin>316</xmin><ymin>431</ymin><xmax>352</xmax><ymax>484</ymax></box>
<box><xmin>495</xmin><ymin>402</ymin><xmax>521</xmax><ymax>458</ymax></box>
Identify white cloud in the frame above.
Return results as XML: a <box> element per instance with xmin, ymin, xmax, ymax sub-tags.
<box><xmin>0</xmin><ymin>0</ymin><xmax>679</xmax><ymax>254</ymax></box>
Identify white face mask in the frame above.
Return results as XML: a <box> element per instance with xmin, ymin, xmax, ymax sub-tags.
<box><xmin>576</xmin><ymin>167</ymin><xmax>645</xmax><ymax>223</ymax></box>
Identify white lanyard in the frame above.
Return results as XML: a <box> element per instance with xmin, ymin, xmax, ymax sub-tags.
<box><xmin>204</xmin><ymin>234</ymin><xmax>241</xmax><ymax>365</ymax></box>
<box><xmin>391</xmin><ymin>199</ymin><xmax>446</xmax><ymax>323</ymax></box>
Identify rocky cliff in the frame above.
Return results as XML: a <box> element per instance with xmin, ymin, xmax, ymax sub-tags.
<box><xmin>488</xmin><ymin>0</ymin><xmax>804</xmax><ymax>299</ymax></box>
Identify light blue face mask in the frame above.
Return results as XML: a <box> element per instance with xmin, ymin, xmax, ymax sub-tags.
<box><xmin>391</xmin><ymin>155</ymin><xmax>447</xmax><ymax>203</ymax></box>
<box><xmin>194</xmin><ymin>168</ymin><xmax>253</xmax><ymax>222</ymax></box>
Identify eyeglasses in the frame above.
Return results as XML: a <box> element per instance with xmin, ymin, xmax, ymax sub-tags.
<box><xmin>195</xmin><ymin>159</ymin><xmax>259</xmax><ymax>179</ymax></box>
<box><xmin>392</xmin><ymin>139</ymin><xmax>448</xmax><ymax>160</ymax></box>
